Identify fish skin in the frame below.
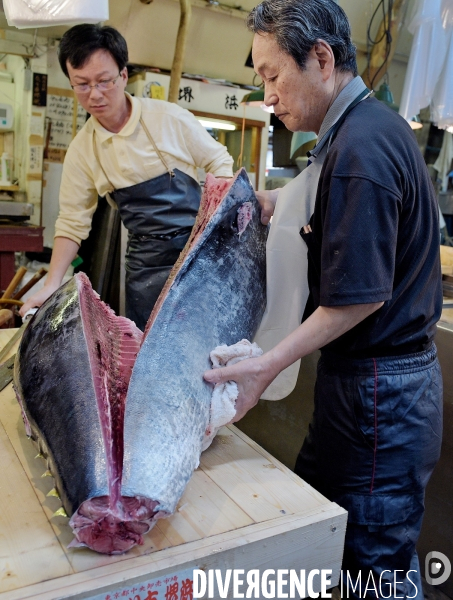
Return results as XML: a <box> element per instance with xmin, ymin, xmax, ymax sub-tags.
<box><xmin>13</xmin><ymin>274</ymin><xmax>149</xmax><ymax>554</ymax></box>
<box><xmin>14</xmin><ymin>277</ymin><xmax>110</xmax><ymax>514</ymax></box>
<box><xmin>121</xmin><ymin>169</ymin><xmax>268</xmax><ymax>515</ymax></box>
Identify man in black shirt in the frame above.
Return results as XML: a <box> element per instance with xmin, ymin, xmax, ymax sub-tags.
<box><xmin>303</xmin><ymin>97</ymin><xmax>441</xmax><ymax>359</ymax></box>
<box><xmin>204</xmin><ymin>0</ymin><xmax>442</xmax><ymax>597</ymax></box>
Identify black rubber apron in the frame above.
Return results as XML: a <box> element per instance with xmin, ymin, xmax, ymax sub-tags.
<box><xmin>94</xmin><ymin>117</ymin><xmax>201</xmax><ymax>330</ymax></box>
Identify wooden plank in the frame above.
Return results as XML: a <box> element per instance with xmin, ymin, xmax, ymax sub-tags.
<box><xmin>0</xmin><ymin>329</ymin><xmax>19</xmax><ymax>359</ymax></box>
<box><xmin>0</xmin><ymin>414</ymin><xmax>72</xmax><ymax>594</ymax></box>
<box><xmin>2</xmin><ymin>505</ymin><xmax>347</xmax><ymax>600</ymax></box>
<box><xmin>155</xmin><ymin>468</ymin><xmax>253</xmax><ymax>546</ymax></box>
<box><xmin>440</xmin><ymin>305</ymin><xmax>453</xmax><ymax>326</ymax></box>
<box><xmin>200</xmin><ymin>428</ymin><xmax>329</xmax><ymax>522</ymax></box>
<box><xmin>441</xmin><ymin>245</ymin><xmax>453</xmax><ymax>267</ymax></box>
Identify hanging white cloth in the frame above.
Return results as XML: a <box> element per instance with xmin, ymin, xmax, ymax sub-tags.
<box><xmin>431</xmin><ymin>4</ymin><xmax>453</xmax><ymax>130</ymax></box>
<box><xmin>399</xmin><ymin>0</ymin><xmax>450</xmax><ymax>121</ymax></box>
<box><xmin>400</xmin><ymin>0</ymin><xmax>453</xmax><ymax>129</ymax></box>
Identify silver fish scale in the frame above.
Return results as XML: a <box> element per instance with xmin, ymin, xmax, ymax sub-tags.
<box><xmin>122</xmin><ymin>170</ymin><xmax>268</xmax><ymax>514</ymax></box>
<box><xmin>14</xmin><ymin>278</ymin><xmax>109</xmax><ymax>515</ymax></box>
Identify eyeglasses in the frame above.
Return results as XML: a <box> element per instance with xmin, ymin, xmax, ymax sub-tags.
<box><xmin>70</xmin><ymin>73</ymin><xmax>122</xmax><ymax>94</ymax></box>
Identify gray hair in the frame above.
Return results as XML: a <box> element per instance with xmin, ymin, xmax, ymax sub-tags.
<box><xmin>247</xmin><ymin>0</ymin><xmax>358</xmax><ymax>76</ymax></box>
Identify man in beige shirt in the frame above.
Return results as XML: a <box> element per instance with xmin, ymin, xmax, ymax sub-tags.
<box><xmin>21</xmin><ymin>24</ymin><xmax>233</xmax><ymax>329</ymax></box>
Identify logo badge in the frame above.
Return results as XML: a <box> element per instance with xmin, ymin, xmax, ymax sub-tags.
<box><xmin>425</xmin><ymin>551</ymin><xmax>451</xmax><ymax>586</ymax></box>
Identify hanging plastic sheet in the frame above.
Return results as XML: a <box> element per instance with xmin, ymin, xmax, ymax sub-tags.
<box><xmin>399</xmin><ymin>0</ymin><xmax>450</xmax><ymax>121</ymax></box>
<box><xmin>3</xmin><ymin>0</ymin><xmax>109</xmax><ymax>28</ymax></box>
<box><xmin>431</xmin><ymin>5</ymin><xmax>453</xmax><ymax>130</ymax></box>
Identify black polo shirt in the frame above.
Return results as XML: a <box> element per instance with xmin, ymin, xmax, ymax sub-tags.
<box><xmin>302</xmin><ymin>97</ymin><xmax>442</xmax><ymax>358</ymax></box>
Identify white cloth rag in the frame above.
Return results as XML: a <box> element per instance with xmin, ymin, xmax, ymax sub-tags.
<box><xmin>202</xmin><ymin>339</ymin><xmax>263</xmax><ymax>451</ymax></box>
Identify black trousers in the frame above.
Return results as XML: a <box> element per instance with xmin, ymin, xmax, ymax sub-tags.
<box><xmin>295</xmin><ymin>344</ymin><xmax>443</xmax><ymax>599</ymax></box>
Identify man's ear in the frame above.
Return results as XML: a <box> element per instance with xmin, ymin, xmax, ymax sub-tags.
<box><xmin>313</xmin><ymin>40</ymin><xmax>335</xmax><ymax>79</ymax></box>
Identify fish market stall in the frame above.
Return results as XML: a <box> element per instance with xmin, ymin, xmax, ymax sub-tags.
<box><xmin>0</xmin><ymin>328</ymin><xmax>347</xmax><ymax>600</ymax></box>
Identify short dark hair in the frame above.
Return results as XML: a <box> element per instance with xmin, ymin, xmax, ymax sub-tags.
<box><xmin>247</xmin><ymin>0</ymin><xmax>358</xmax><ymax>76</ymax></box>
<box><xmin>58</xmin><ymin>24</ymin><xmax>128</xmax><ymax>77</ymax></box>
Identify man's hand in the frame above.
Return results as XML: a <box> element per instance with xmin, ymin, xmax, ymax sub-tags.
<box><xmin>255</xmin><ymin>189</ymin><xmax>280</xmax><ymax>225</ymax></box>
<box><xmin>203</xmin><ymin>301</ymin><xmax>386</xmax><ymax>423</ymax></box>
<box><xmin>19</xmin><ymin>283</ymin><xmax>60</xmax><ymax>317</ymax></box>
<box><xmin>19</xmin><ymin>236</ymin><xmax>80</xmax><ymax>317</ymax></box>
<box><xmin>203</xmin><ymin>355</ymin><xmax>276</xmax><ymax>422</ymax></box>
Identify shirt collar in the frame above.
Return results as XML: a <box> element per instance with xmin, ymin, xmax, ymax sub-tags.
<box><xmin>311</xmin><ymin>76</ymin><xmax>369</xmax><ymax>157</ymax></box>
<box><xmin>90</xmin><ymin>92</ymin><xmax>141</xmax><ymax>142</ymax></box>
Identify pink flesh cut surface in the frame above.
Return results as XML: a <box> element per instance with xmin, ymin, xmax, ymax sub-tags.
<box><xmin>68</xmin><ymin>274</ymin><xmax>161</xmax><ymax>554</ymax></box>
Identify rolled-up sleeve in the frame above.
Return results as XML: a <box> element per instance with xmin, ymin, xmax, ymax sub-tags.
<box><xmin>178</xmin><ymin>109</ymin><xmax>234</xmax><ymax>177</ymax></box>
<box><xmin>54</xmin><ymin>145</ymin><xmax>99</xmax><ymax>245</ymax></box>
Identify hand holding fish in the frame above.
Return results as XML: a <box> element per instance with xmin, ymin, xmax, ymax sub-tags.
<box><xmin>203</xmin><ymin>354</ymin><xmax>277</xmax><ymax>422</ymax></box>
<box><xmin>19</xmin><ymin>283</ymin><xmax>59</xmax><ymax>316</ymax></box>
<box><xmin>255</xmin><ymin>188</ymin><xmax>280</xmax><ymax>225</ymax></box>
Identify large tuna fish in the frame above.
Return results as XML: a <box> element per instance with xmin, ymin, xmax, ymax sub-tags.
<box><xmin>13</xmin><ymin>168</ymin><xmax>267</xmax><ymax>554</ymax></box>
<box><xmin>121</xmin><ymin>168</ymin><xmax>268</xmax><ymax>519</ymax></box>
<box><xmin>13</xmin><ymin>274</ymin><xmax>158</xmax><ymax>554</ymax></box>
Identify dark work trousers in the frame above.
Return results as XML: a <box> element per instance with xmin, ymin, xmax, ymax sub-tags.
<box><xmin>295</xmin><ymin>344</ymin><xmax>443</xmax><ymax>599</ymax></box>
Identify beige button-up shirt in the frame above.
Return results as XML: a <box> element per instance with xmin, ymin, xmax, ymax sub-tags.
<box><xmin>55</xmin><ymin>93</ymin><xmax>234</xmax><ymax>245</ymax></box>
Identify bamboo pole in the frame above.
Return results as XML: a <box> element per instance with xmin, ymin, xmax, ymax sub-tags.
<box><xmin>361</xmin><ymin>0</ymin><xmax>408</xmax><ymax>90</ymax></box>
<box><xmin>168</xmin><ymin>0</ymin><xmax>192</xmax><ymax>103</ymax></box>
<box><xmin>1</xmin><ymin>267</ymin><xmax>27</xmax><ymax>300</ymax></box>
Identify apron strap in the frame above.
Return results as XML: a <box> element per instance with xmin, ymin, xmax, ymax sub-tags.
<box><xmin>92</xmin><ymin>130</ymin><xmax>117</xmax><ymax>209</ymax></box>
<box><xmin>91</xmin><ymin>111</ymin><xmax>177</xmax><ymax>208</ymax></box>
<box><xmin>139</xmin><ymin>117</ymin><xmax>175</xmax><ymax>178</ymax></box>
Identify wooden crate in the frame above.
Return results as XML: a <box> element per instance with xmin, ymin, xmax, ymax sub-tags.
<box><xmin>0</xmin><ymin>330</ymin><xmax>347</xmax><ymax>600</ymax></box>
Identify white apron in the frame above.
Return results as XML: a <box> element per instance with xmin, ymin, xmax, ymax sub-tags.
<box><xmin>253</xmin><ymin>147</ymin><xmax>327</xmax><ymax>400</ymax></box>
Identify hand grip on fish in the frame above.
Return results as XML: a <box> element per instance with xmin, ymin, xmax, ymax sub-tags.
<box><xmin>202</xmin><ymin>339</ymin><xmax>263</xmax><ymax>451</ymax></box>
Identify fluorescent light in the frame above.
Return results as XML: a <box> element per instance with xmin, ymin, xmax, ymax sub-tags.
<box><xmin>198</xmin><ymin>119</ymin><xmax>236</xmax><ymax>131</ymax></box>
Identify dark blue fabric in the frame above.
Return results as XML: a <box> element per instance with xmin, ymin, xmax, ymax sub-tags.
<box><xmin>112</xmin><ymin>167</ymin><xmax>201</xmax><ymax>236</ymax></box>
<box><xmin>295</xmin><ymin>345</ymin><xmax>443</xmax><ymax>599</ymax></box>
<box><xmin>302</xmin><ymin>98</ymin><xmax>442</xmax><ymax>359</ymax></box>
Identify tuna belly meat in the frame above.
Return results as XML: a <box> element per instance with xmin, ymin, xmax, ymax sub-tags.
<box><xmin>122</xmin><ymin>168</ymin><xmax>268</xmax><ymax>516</ymax></box>
<box><xmin>13</xmin><ymin>273</ymin><xmax>158</xmax><ymax>554</ymax></box>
